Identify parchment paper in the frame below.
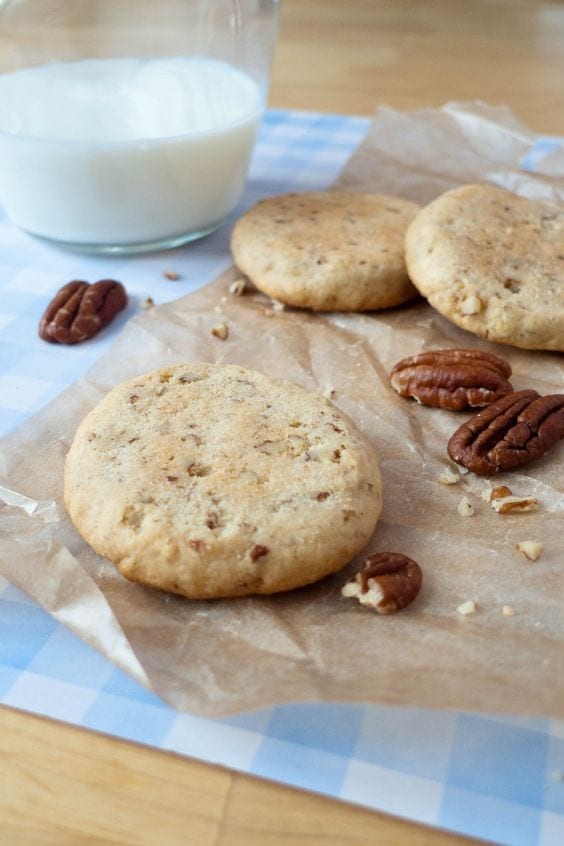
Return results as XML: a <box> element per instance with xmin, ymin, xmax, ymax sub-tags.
<box><xmin>1</xmin><ymin>102</ymin><xmax>563</xmax><ymax>717</ymax></box>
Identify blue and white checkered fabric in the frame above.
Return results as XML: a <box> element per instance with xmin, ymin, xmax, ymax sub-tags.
<box><xmin>1</xmin><ymin>109</ymin><xmax>563</xmax><ymax>846</ymax></box>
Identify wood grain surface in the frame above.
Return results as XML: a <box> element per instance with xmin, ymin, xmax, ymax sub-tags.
<box><xmin>270</xmin><ymin>0</ymin><xmax>564</xmax><ymax>135</ymax></box>
<box><xmin>4</xmin><ymin>1</ymin><xmax>562</xmax><ymax>843</ymax></box>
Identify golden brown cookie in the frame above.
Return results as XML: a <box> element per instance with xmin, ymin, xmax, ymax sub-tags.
<box><xmin>64</xmin><ymin>363</ymin><xmax>382</xmax><ymax>599</ymax></box>
<box><xmin>230</xmin><ymin>191</ymin><xmax>420</xmax><ymax>311</ymax></box>
<box><xmin>405</xmin><ymin>184</ymin><xmax>564</xmax><ymax>351</ymax></box>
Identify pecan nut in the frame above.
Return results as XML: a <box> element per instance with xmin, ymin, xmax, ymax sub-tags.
<box><xmin>447</xmin><ymin>389</ymin><xmax>564</xmax><ymax>475</ymax></box>
<box><xmin>39</xmin><ymin>279</ymin><xmax>127</xmax><ymax>344</ymax></box>
<box><xmin>390</xmin><ymin>348</ymin><xmax>513</xmax><ymax>411</ymax></box>
<box><xmin>341</xmin><ymin>552</ymin><xmax>422</xmax><ymax>614</ymax></box>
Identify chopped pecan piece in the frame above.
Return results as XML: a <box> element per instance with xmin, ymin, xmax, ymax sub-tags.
<box><xmin>516</xmin><ymin>540</ymin><xmax>543</xmax><ymax>561</ymax></box>
<box><xmin>341</xmin><ymin>552</ymin><xmax>422</xmax><ymax>614</ymax></box>
<box><xmin>211</xmin><ymin>322</ymin><xmax>229</xmax><ymax>340</ymax></box>
<box><xmin>39</xmin><ymin>279</ymin><xmax>127</xmax><ymax>344</ymax></box>
<box><xmin>447</xmin><ymin>390</ymin><xmax>564</xmax><ymax>475</ymax></box>
<box><xmin>390</xmin><ymin>348</ymin><xmax>513</xmax><ymax>411</ymax></box>
<box><xmin>250</xmin><ymin>544</ymin><xmax>269</xmax><ymax>562</ymax></box>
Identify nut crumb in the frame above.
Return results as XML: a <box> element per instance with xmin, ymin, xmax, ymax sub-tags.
<box><xmin>229</xmin><ymin>278</ymin><xmax>247</xmax><ymax>296</ymax></box>
<box><xmin>502</xmin><ymin>605</ymin><xmax>515</xmax><ymax>617</ymax></box>
<box><xmin>457</xmin><ymin>495</ymin><xmax>474</xmax><ymax>517</ymax></box>
<box><xmin>460</xmin><ymin>294</ymin><xmax>482</xmax><ymax>314</ymax></box>
<box><xmin>211</xmin><ymin>322</ymin><xmax>229</xmax><ymax>340</ymax></box>
<box><xmin>516</xmin><ymin>540</ymin><xmax>543</xmax><ymax>561</ymax></box>
<box><xmin>163</xmin><ymin>270</ymin><xmax>180</xmax><ymax>280</ymax></box>
<box><xmin>142</xmin><ymin>297</ymin><xmax>154</xmax><ymax>309</ymax></box>
<box><xmin>458</xmin><ymin>466</ymin><xmax>469</xmax><ymax>475</ymax></box>
<box><xmin>438</xmin><ymin>470</ymin><xmax>459</xmax><ymax>485</ymax></box>
<box><xmin>491</xmin><ymin>494</ymin><xmax>538</xmax><ymax>514</ymax></box>
<box><xmin>271</xmin><ymin>299</ymin><xmax>285</xmax><ymax>312</ymax></box>
<box><xmin>490</xmin><ymin>485</ymin><xmax>513</xmax><ymax>501</ymax></box>
<box><xmin>457</xmin><ymin>600</ymin><xmax>477</xmax><ymax>616</ymax></box>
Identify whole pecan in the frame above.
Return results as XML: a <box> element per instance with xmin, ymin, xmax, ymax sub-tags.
<box><xmin>341</xmin><ymin>552</ymin><xmax>422</xmax><ymax>614</ymax></box>
<box><xmin>447</xmin><ymin>389</ymin><xmax>564</xmax><ymax>475</ymax></box>
<box><xmin>390</xmin><ymin>348</ymin><xmax>513</xmax><ymax>411</ymax></box>
<box><xmin>39</xmin><ymin>279</ymin><xmax>127</xmax><ymax>344</ymax></box>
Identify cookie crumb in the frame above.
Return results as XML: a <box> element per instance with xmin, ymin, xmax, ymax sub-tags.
<box><xmin>142</xmin><ymin>297</ymin><xmax>155</xmax><ymax>309</ymax></box>
<box><xmin>502</xmin><ymin>605</ymin><xmax>515</xmax><ymax>617</ymax></box>
<box><xmin>516</xmin><ymin>540</ymin><xmax>543</xmax><ymax>561</ymax></box>
<box><xmin>460</xmin><ymin>294</ymin><xmax>482</xmax><ymax>315</ymax></box>
<box><xmin>163</xmin><ymin>270</ymin><xmax>180</xmax><ymax>280</ymax></box>
<box><xmin>323</xmin><ymin>387</ymin><xmax>336</xmax><ymax>400</ymax></box>
<box><xmin>438</xmin><ymin>470</ymin><xmax>459</xmax><ymax>485</ymax></box>
<box><xmin>457</xmin><ymin>495</ymin><xmax>474</xmax><ymax>517</ymax></box>
<box><xmin>211</xmin><ymin>322</ymin><xmax>229</xmax><ymax>340</ymax></box>
<box><xmin>229</xmin><ymin>278</ymin><xmax>247</xmax><ymax>296</ymax></box>
<box><xmin>457</xmin><ymin>600</ymin><xmax>477</xmax><ymax>616</ymax></box>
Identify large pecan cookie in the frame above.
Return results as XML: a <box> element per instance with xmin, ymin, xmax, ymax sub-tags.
<box><xmin>231</xmin><ymin>191</ymin><xmax>420</xmax><ymax>312</ymax></box>
<box><xmin>64</xmin><ymin>364</ymin><xmax>382</xmax><ymax>598</ymax></box>
<box><xmin>405</xmin><ymin>184</ymin><xmax>564</xmax><ymax>351</ymax></box>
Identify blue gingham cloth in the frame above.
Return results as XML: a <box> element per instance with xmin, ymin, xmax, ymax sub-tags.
<box><xmin>1</xmin><ymin>109</ymin><xmax>563</xmax><ymax>846</ymax></box>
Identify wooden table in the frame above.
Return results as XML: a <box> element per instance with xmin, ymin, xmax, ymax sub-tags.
<box><xmin>3</xmin><ymin>1</ymin><xmax>562</xmax><ymax>843</ymax></box>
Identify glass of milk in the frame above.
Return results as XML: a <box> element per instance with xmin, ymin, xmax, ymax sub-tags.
<box><xmin>0</xmin><ymin>0</ymin><xmax>279</xmax><ymax>252</ymax></box>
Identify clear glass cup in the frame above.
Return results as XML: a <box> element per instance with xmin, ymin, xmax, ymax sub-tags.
<box><xmin>0</xmin><ymin>0</ymin><xmax>279</xmax><ymax>253</ymax></box>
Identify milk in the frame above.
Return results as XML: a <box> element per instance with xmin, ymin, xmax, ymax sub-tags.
<box><xmin>0</xmin><ymin>57</ymin><xmax>263</xmax><ymax>248</ymax></box>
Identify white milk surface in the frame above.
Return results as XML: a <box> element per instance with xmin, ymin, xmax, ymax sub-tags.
<box><xmin>0</xmin><ymin>57</ymin><xmax>263</xmax><ymax>246</ymax></box>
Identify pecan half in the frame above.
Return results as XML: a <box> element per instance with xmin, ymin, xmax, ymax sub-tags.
<box><xmin>341</xmin><ymin>552</ymin><xmax>422</xmax><ymax>614</ymax></box>
<box><xmin>39</xmin><ymin>279</ymin><xmax>127</xmax><ymax>344</ymax></box>
<box><xmin>447</xmin><ymin>390</ymin><xmax>564</xmax><ymax>475</ymax></box>
<box><xmin>390</xmin><ymin>348</ymin><xmax>513</xmax><ymax>411</ymax></box>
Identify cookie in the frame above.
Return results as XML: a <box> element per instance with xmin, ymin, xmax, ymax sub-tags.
<box><xmin>64</xmin><ymin>363</ymin><xmax>382</xmax><ymax>599</ymax></box>
<box><xmin>230</xmin><ymin>191</ymin><xmax>420</xmax><ymax>312</ymax></box>
<box><xmin>405</xmin><ymin>184</ymin><xmax>564</xmax><ymax>351</ymax></box>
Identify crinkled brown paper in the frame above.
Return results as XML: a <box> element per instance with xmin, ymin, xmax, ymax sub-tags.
<box><xmin>1</xmin><ymin>102</ymin><xmax>563</xmax><ymax>717</ymax></box>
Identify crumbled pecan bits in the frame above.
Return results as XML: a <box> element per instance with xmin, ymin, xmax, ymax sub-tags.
<box><xmin>341</xmin><ymin>552</ymin><xmax>422</xmax><ymax>614</ymax></box>
<box><xmin>457</xmin><ymin>496</ymin><xmax>474</xmax><ymax>517</ymax></box>
<box><xmin>228</xmin><ymin>277</ymin><xmax>247</xmax><ymax>296</ymax></box>
<box><xmin>438</xmin><ymin>470</ymin><xmax>459</xmax><ymax>485</ymax></box>
<box><xmin>516</xmin><ymin>540</ymin><xmax>543</xmax><ymax>561</ymax></box>
<box><xmin>39</xmin><ymin>279</ymin><xmax>127</xmax><ymax>344</ymax></box>
<box><xmin>211</xmin><ymin>322</ymin><xmax>229</xmax><ymax>340</ymax></box>
<box><xmin>447</xmin><ymin>390</ymin><xmax>564</xmax><ymax>475</ymax></box>
<box><xmin>490</xmin><ymin>485</ymin><xmax>512</xmax><ymax>501</ymax></box>
<box><xmin>491</xmin><ymin>494</ymin><xmax>538</xmax><ymax>514</ymax></box>
<box><xmin>390</xmin><ymin>348</ymin><xmax>513</xmax><ymax>411</ymax></box>
<box><xmin>457</xmin><ymin>600</ymin><xmax>477</xmax><ymax>616</ymax></box>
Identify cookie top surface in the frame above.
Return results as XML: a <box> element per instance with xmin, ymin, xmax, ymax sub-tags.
<box><xmin>405</xmin><ymin>183</ymin><xmax>564</xmax><ymax>351</ymax></box>
<box><xmin>230</xmin><ymin>191</ymin><xmax>420</xmax><ymax>312</ymax></box>
<box><xmin>64</xmin><ymin>363</ymin><xmax>382</xmax><ymax>599</ymax></box>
